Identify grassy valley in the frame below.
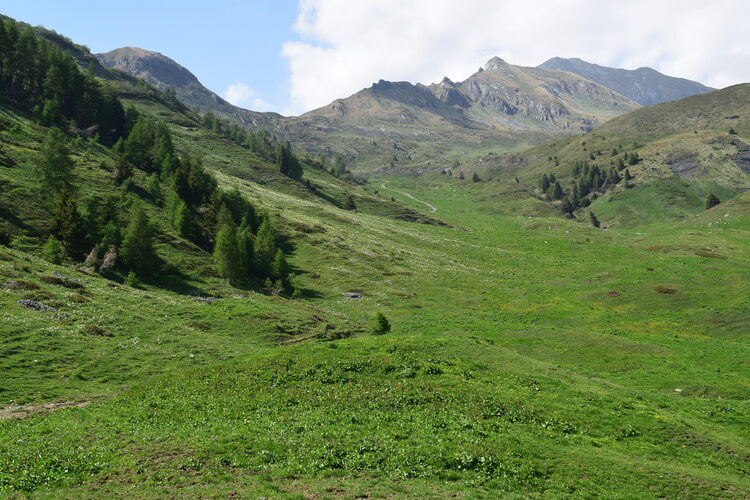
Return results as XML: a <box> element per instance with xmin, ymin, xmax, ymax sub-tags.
<box><xmin>0</xmin><ymin>12</ymin><xmax>749</xmax><ymax>500</ymax></box>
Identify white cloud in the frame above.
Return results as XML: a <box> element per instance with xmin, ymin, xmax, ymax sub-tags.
<box><xmin>222</xmin><ymin>82</ymin><xmax>272</xmax><ymax>111</ymax></box>
<box><xmin>282</xmin><ymin>0</ymin><xmax>750</xmax><ymax>115</ymax></box>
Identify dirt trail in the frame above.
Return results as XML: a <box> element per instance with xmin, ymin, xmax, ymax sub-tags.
<box><xmin>380</xmin><ymin>181</ymin><xmax>437</xmax><ymax>213</ymax></box>
<box><xmin>0</xmin><ymin>400</ymin><xmax>91</xmax><ymax>420</ymax></box>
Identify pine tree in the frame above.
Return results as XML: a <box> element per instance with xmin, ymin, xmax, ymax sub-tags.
<box><xmin>121</xmin><ymin>206</ymin><xmax>157</xmax><ymax>276</ymax></box>
<box><xmin>706</xmin><ymin>193</ymin><xmax>721</xmax><ymax>209</ymax></box>
<box><xmin>254</xmin><ymin>217</ymin><xmax>276</xmax><ymax>278</ymax></box>
<box><xmin>52</xmin><ymin>191</ymin><xmax>87</xmax><ymax>259</ymax></box>
<box><xmin>551</xmin><ymin>181</ymin><xmax>563</xmax><ymax>200</ymax></box>
<box><xmin>560</xmin><ymin>197</ymin><xmax>574</xmax><ymax>215</ymax></box>
<box><xmin>213</xmin><ymin>223</ymin><xmax>241</xmax><ymax>282</ymax></box>
<box><xmin>343</xmin><ymin>194</ymin><xmax>356</xmax><ymax>210</ymax></box>
<box><xmin>539</xmin><ymin>174</ymin><xmax>550</xmax><ymax>192</ymax></box>
<box><xmin>372</xmin><ymin>312</ymin><xmax>391</xmax><ymax>335</ymax></box>
<box><xmin>174</xmin><ymin>200</ymin><xmax>193</xmax><ymax>238</ymax></box>
<box><xmin>41</xmin><ymin>235</ymin><xmax>63</xmax><ymax>264</ymax></box>
<box><xmin>237</xmin><ymin>219</ymin><xmax>254</xmax><ymax>278</ymax></box>
<box><xmin>623</xmin><ymin>168</ymin><xmax>633</xmax><ymax>188</ymax></box>
<box><xmin>146</xmin><ymin>173</ymin><xmax>161</xmax><ymax>199</ymax></box>
<box><xmin>472</xmin><ymin>172</ymin><xmax>481</xmax><ymax>182</ymax></box>
<box><xmin>34</xmin><ymin>127</ymin><xmax>74</xmax><ymax>201</ymax></box>
<box><xmin>589</xmin><ymin>211</ymin><xmax>601</xmax><ymax>228</ymax></box>
<box><xmin>112</xmin><ymin>154</ymin><xmax>132</xmax><ymax>186</ymax></box>
<box><xmin>271</xmin><ymin>248</ymin><xmax>290</xmax><ymax>282</ymax></box>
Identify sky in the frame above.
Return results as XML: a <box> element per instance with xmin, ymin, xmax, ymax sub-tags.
<box><xmin>4</xmin><ymin>1</ymin><xmax>750</xmax><ymax>116</ymax></box>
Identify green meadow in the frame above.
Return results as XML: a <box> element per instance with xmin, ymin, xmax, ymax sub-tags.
<box><xmin>2</xmin><ymin>167</ymin><xmax>749</xmax><ymax>498</ymax></box>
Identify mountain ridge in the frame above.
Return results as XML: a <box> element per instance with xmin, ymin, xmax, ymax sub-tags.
<box><xmin>538</xmin><ymin>56</ymin><xmax>714</xmax><ymax>105</ymax></box>
<box><xmin>96</xmin><ymin>47</ymin><xmax>281</xmax><ymax>129</ymax></box>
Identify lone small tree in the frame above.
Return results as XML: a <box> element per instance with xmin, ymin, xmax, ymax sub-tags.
<box><xmin>589</xmin><ymin>211</ymin><xmax>601</xmax><ymax>228</ymax></box>
<box><xmin>372</xmin><ymin>312</ymin><xmax>391</xmax><ymax>335</ymax></box>
<box><xmin>472</xmin><ymin>172</ymin><xmax>481</xmax><ymax>182</ymax></box>
<box><xmin>706</xmin><ymin>193</ymin><xmax>721</xmax><ymax>209</ymax></box>
<box><xmin>343</xmin><ymin>194</ymin><xmax>356</xmax><ymax>211</ymax></box>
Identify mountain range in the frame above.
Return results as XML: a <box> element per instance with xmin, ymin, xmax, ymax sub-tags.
<box><xmin>3</xmin><ymin>12</ymin><xmax>750</xmax><ymax>499</ymax></box>
<box><xmin>96</xmin><ymin>48</ymin><xmax>714</xmax><ymax>173</ymax></box>
<box><xmin>538</xmin><ymin>57</ymin><xmax>715</xmax><ymax>105</ymax></box>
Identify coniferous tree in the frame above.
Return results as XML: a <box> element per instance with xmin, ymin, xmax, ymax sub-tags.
<box><xmin>623</xmin><ymin>168</ymin><xmax>633</xmax><ymax>187</ymax></box>
<box><xmin>343</xmin><ymin>194</ymin><xmax>356</xmax><ymax>211</ymax></box>
<box><xmin>146</xmin><ymin>173</ymin><xmax>162</xmax><ymax>199</ymax></box>
<box><xmin>254</xmin><ymin>217</ymin><xmax>276</xmax><ymax>278</ymax></box>
<box><xmin>213</xmin><ymin>222</ymin><xmax>241</xmax><ymax>282</ymax></box>
<box><xmin>112</xmin><ymin>154</ymin><xmax>132</xmax><ymax>186</ymax></box>
<box><xmin>706</xmin><ymin>193</ymin><xmax>721</xmax><ymax>209</ymax></box>
<box><xmin>237</xmin><ymin>219</ymin><xmax>254</xmax><ymax>278</ymax></box>
<box><xmin>561</xmin><ymin>197</ymin><xmax>574</xmax><ymax>215</ymax></box>
<box><xmin>41</xmin><ymin>235</ymin><xmax>63</xmax><ymax>264</ymax></box>
<box><xmin>34</xmin><ymin>127</ymin><xmax>74</xmax><ymax>201</ymax></box>
<box><xmin>539</xmin><ymin>174</ymin><xmax>550</xmax><ymax>192</ymax></box>
<box><xmin>589</xmin><ymin>211</ymin><xmax>601</xmax><ymax>228</ymax></box>
<box><xmin>551</xmin><ymin>181</ymin><xmax>564</xmax><ymax>200</ymax></box>
<box><xmin>372</xmin><ymin>312</ymin><xmax>391</xmax><ymax>335</ymax></box>
<box><xmin>52</xmin><ymin>191</ymin><xmax>87</xmax><ymax>259</ymax></box>
<box><xmin>271</xmin><ymin>248</ymin><xmax>290</xmax><ymax>282</ymax></box>
<box><xmin>174</xmin><ymin>201</ymin><xmax>193</xmax><ymax>238</ymax></box>
<box><xmin>121</xmin><ymin>206</ymin><xmax>157</xmax><ymax>276</ymax></box>
<box><xmin>472</xmin><ymin>172</ymin><xmax>481</xmax><ymax>182</ymax></box>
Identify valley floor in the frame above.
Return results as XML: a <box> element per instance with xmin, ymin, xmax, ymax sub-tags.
<box><xmin>1</xmin><ymin>175</ymin><xmax>749</xmax><ymax>498</ymax></box>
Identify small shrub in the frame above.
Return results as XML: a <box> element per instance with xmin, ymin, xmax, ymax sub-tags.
<box><xmin>125</xmin><ymin>271</ymin><xmax>139</xmax><ymax>287</ymax></box>
<box><xmin>40</xmin><ymin>275</ymin><xmax>84</xmax><ymax>289</ymax></box>
<box><xmin>654</xmin><ymin>284</ymin><xmax>677</xmax><ymax>294</ymax></box>
<box><xmin>372</xmin><ymin>312</ymin><xmax>391</xmax><ymax>335</ymax></box>
<box><xmin>41</xmin><ymin>236</ymin><xmax>64</xmax><ymax>264</ymax></box>
<box><xmin>82</xmin><ymin>324</ymin><xmax>112</xmax><ymax>337</ymax></box>
<box><xmin>4</xmin><ymin>279</ymin><xmax>39</xmax><ymax>291</ymax></box>
<box><xmin>705</xmin><ymin>193</ymin><xmax>720</xmax><ymax>209</ymax></box>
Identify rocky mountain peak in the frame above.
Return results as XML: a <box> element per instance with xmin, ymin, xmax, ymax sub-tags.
<box><xmin>484</xmin><ymin>57</ymin><xmax>508</xmax><ymax>71</ymax></box>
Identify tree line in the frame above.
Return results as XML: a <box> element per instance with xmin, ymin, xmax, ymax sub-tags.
<box><xmin>0</xmin><ymin>18</ymin><xmax>127</xmax><ymax>146</ymax></box>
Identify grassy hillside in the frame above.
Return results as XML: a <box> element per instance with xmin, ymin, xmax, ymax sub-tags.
<box><xmin>462</xmin><ymin>84</ymin><xmax>750</xmax><ymax>227</ymax></box>
<box><xmin>2</xmin><ymin>168</ymin><xmax>750</xmax><ymax>497</ymax></box>
<box><xmin>1</xmin><ymin>14</ymin><xmax>749</xmax><ymax>499</ymax></box>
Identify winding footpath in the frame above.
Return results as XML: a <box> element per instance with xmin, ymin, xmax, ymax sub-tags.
<box><xmin>381</xmin><ymin>181</ymin><xmax>437</xmax><ymax>213</ymax></box>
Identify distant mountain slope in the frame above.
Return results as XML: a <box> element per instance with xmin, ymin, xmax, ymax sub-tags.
<box><xmin>96</xmin><ymin>49</ymin><xmax>639</xmax><ymax>173</ymax></box>
<box><xmin>538</xmin><ymin>57</ymin><xmax>715</xmax><ymax>105</ymax></box>
<box><xmin>96</xmin><ymin>47</ymin><xmax>280</xmax><ymax>128</ymax></box>
<box><xmin>288</xmin><ymin>57</ymin><xmax>638</xmax><ymax>172</ymax></box>
<box><xmin>464</xmin><ymin>83</ymin><xmax>750</xmax><ymax>227</ymax></box>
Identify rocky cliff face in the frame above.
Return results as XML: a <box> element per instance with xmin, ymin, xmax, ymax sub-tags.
<box><xmin>538</xmin><ymin>57</ymin><xmax>715</xmax><ymax>106</ymax></box>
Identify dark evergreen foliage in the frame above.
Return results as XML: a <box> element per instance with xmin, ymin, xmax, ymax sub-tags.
<box><xmin>706</xmin><ymin>193</ymin><xmax>721</xmax><ymax>209</ymax></box>
<box><xmin>0</xmin><ymin>19</ymin><xmax>126</xmax><ymax>145</ymax></box>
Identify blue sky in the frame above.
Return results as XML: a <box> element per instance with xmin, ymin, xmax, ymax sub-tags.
<box><xmin>4</xmin><ymin>1</ymin><xmax>749</xmax><ymax>116</ymax></box>
<box><xmin>2</xmin><ymin>1</ymin><xmax>300</xmax><ymax>112</ymax></box>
